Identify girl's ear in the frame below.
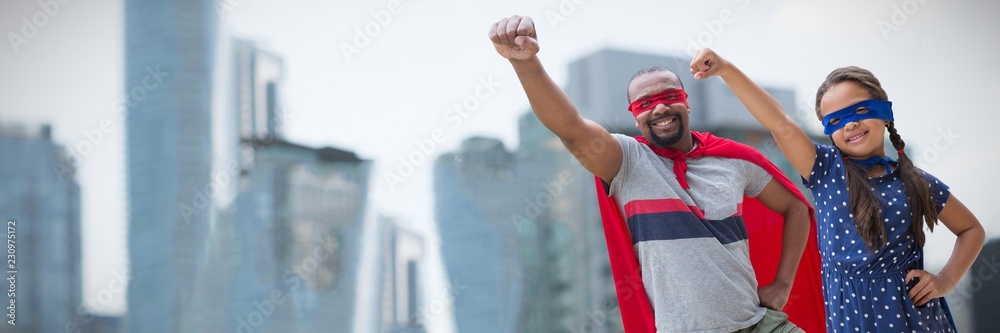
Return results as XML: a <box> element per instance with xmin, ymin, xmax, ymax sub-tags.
<box><xmin>884</xmin><ymin>121</ymin><xmax>890</xmax><ymax>127</ymax></box>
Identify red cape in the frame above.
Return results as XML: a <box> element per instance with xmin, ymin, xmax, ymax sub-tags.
<box><xmin>595</xmin><ymin>131</ymin><xmax>825</xmax><ymax>333</ymax></box>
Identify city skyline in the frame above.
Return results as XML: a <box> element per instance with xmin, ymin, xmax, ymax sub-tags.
<box><xmin>3</xmin><ymin>1</ymin><xmax>1000</xmax><ymax>333</ymax></box>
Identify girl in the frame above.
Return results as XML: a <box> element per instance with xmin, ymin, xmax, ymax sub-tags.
<box><xmin>688</xmin><ymin>48</ymin><xmax>985</xmax><ymax>332</ymax></box>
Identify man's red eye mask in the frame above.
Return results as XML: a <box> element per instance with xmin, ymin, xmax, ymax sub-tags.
<box><xmin>628</xmin><ymin>89</ymin><xmax>689</xmax><ymax>117</ymax></box>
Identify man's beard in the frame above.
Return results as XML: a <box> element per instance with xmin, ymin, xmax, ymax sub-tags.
<box><xmin>647</xmin><ymin>118</ymin><xmax>686</xmax><ymax>148</ymax></box>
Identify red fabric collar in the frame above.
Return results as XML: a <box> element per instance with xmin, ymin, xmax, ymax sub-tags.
<box><xmin>594</xmin><ymin>131</ymin><xmax>827</xmax><ymax>333</ymax></box>
<box><xmin>634</xmin><ymin>133</ymin><xmax>705</xmax><ymax>189</ymax></box>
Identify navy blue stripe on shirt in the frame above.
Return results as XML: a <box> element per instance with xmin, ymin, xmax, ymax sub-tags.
<box><xmin>626</xmin><ymin>212</ymin><xmax>749</xmax><ymax>245</ymax></box>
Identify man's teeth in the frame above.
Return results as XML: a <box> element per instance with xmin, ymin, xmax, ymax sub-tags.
<box><xmin>655</xmin><ymin>118</ymin><xmax>674</xmax><ymax>126</ymax></box>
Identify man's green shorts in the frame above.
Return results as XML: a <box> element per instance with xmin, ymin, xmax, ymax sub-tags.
<box><xmin>734</xmin><ymin>309</ymin><xmax>805</xmax><ymax>333</ymax></box>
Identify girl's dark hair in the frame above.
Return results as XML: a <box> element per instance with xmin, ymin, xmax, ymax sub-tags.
<box><xmin>815</xmin><ymin>66</ymin><xmax>940</xmax><ymax>250</ymax></box>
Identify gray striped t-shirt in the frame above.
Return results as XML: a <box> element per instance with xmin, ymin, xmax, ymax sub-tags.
<box><xmin>607</xmin><ymin>134</ymin><xmax>773</xmax><ymax>332</ymax></box>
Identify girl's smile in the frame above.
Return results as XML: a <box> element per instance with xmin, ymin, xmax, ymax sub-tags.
<box><xmin>819</xmin><ymin>82</ymin><xmax>888</xmax><ymax>160</ymax></box>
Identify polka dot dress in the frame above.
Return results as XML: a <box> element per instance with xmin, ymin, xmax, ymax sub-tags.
<box><xmin>804</xmin><ymin>144</ymin><xmax>956</xmax><ymax>333</ymax></box>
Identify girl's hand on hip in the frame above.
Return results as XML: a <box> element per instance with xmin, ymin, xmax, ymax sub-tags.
<box><xmin>906</xmin><ymin>269</ymin><xmax>956</xmax><ymax>307</ymax></box>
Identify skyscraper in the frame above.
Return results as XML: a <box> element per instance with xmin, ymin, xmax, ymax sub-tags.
<box><xmin>84</xmin><ymin>314</ymin><xmax>124</xmax><ymax>333</ymax></box>
<box><xmin>376</xmin><ymin>217</ymin><xmax>426</xmax><ymax>333</ymax></box>
<box><xmin>221</xmin><ymin>35</ymin><xmax>374</xmax><ymax>331</ymax></box>
<box><xmin>229</xmin><ymin>139</ymin><xmax>372</xmax><ymax>333</ymax></box>
<box><xmin>514</xmin><ymin>113</ymin><xmax>616</xmax><ymax>333</ymax></box>
<box><xmin>971</xmin><ymin>238</ymin><xmax>1000</xmax><ymax>333</ymax></box>
<box><xmin>124</xmin><ymin>0</ymin><xmax>218</xmax><ymax>331</ymax></box>
<box><xmin>229</xmin><ymin>38</ymin><xmax>288</xmax><ymax>197</ymax></box>
<box><xmin>434</xmin><ymin>137</ymin><xmax>525</xmax><ymax>333</ymax></box>
<box><xmin>231</xmin><ymin>38</ymin><xmax>286</xmax><ymax>143</ymax></box>
<box><xmin>0</xmin><ymin>124</ymin><xmax>82</xmax><ymax>333</ymax></box>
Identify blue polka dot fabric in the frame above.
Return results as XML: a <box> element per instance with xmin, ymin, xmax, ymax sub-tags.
<box><xmin>803</xmin><ymin>144</ymin><xmax>956</xmax><ymax>332</ymax></box>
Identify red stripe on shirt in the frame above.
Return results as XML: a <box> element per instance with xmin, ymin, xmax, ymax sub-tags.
<box><xmin>624</xmin><ymin>198</ymin><xmax>706</xmax><ymax>220</ymax></box>
<box><xmin>624</xmin><ymin>199</ymin><xmax>746</xmax><ymax>221</ymax></box>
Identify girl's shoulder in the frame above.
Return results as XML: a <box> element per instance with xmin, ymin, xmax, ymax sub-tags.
<box><xmin>803</xmin><ymin>142</ymin><xmax>847</xmax><ymax>190</ymax></box>
<box><xmin>914</xmin><ymin>167</ymin><xmax>946</xmax><ymax>184</ymax></box>
<box><xmin>914</xmin><ymin>167</ymin><xmax>951</xmax><ymax>206</ymax></box>
<box><xmin>813</xmin><ymin>143</ymin><xmax>841</xmax><ymax>159</ymax></box>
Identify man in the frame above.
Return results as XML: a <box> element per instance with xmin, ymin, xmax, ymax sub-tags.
<box><xmin>488</xmin><ymin>15</ymin><xmax>823</xmax><ymax>333</ymax></box>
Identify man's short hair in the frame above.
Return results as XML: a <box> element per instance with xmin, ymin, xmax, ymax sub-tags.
<box><xmin>627</xmin><ymin>66</ymin><xmax>685</xmax><ymax>102</ymax></box>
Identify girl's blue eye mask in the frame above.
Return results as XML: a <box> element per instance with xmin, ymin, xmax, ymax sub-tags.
<box><xmin>822</xmin><ymin>99</ymin><xmax>894</xmax><ymax>135</ymax></box>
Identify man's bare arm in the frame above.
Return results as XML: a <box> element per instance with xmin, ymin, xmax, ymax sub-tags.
<box><xmin>754</xmin><ymin>179</ymin><xmax>811</xmax><ymax>310</ymax></box>
<box><xmin>489</xmin><ymin>15</ymin><xmax>622</xmax><ymax>182</ymax></box>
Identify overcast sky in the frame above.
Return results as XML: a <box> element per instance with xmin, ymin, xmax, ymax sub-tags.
<box><xmin>2</xmin><ymin>0</ymin><xmax>999</xmax><ymax>330</ymax></box>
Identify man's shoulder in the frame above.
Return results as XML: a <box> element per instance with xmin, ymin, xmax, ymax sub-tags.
<box><xmin>609</xmin><ymin>133</ymin><xmax>635</xmax><ymax>142</ymax></box>
<box><xmin>610</xmin><ymin>133</ymin><xmax>651</xmax><ymax>154</ymax></box>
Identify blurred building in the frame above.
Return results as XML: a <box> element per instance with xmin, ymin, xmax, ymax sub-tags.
<box><xmin>434</xmin><ymin>137</ymin><xmax>526</xmax><ymax>333</ymax></box>
<box><xmin>232</xmin><ymin>38</ymin><xmax>286</xmax><ymax>142</ymax></box>
<box><xmin>231</xmin><ymin>37</ymin><xmax>287</xmax><ymax>175</ymax></box>
<box><xmin>434</xmin><ymin>134</ymin><xmax>590</xmax><ymax>333</ymax></box>
<box><xmin>376</xmin><ymin>217</ymin><xmax>426</xmax><ymax>333</ymax></box>
<box><xmin>434</xmin><ymin>48</ymin><xmax>822</xmax><ymax>333</ymax></box>
<box><xmin>227</xmin><ymin>139</ymin><xmax>372</xmax><ymax>333</ymax></box>
<box><xmin>220</xmin><ymin>34</ymin><xmax>375</xmax><ymax>332</ymax></box>
<box><xmin>85</xmin><ymin>314</ymin><xmax>124</xmax><ymax>333</ymax></box>
<box><xmin>0</xmin><ymin>124</ymin><xmax>82</xmax><ymax>333</ymax></box>
<box><xmin>123</xmin><ymin>0</ymin><xmax>219</xmax><ymax>332</ymax></box>
<box><xmin>971</xmin><ymin>238</ymin><xmax>1000</xmax><ymax>333</ymax></box>
<box><xmin>514</xmin><ymin>114</ymin><xmax>616</xmax><ymax>333</ymax></box>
